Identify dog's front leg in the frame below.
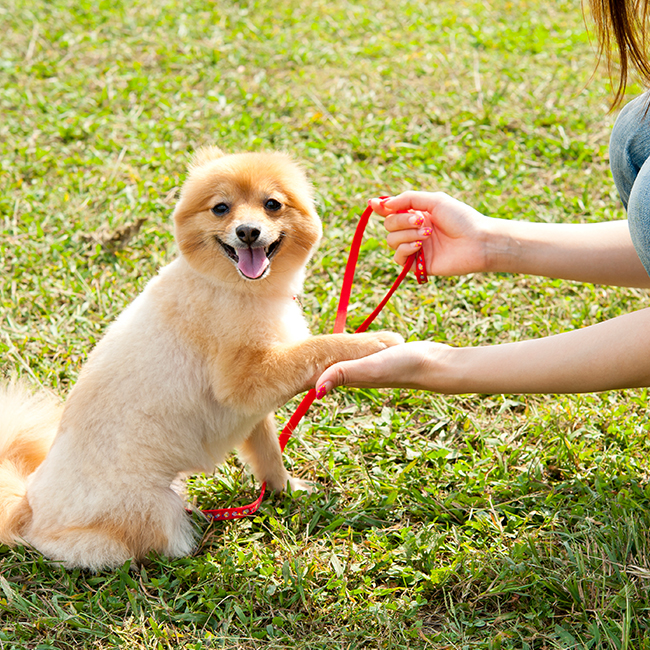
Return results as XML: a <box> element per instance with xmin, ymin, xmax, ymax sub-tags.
<box><xmin>216</xmin><ymin>330</ymin><xmax>403</xmax><ymax>410</ymax></box>
<box><xmin>278</xmin><ymin>331</ymin><xmax>405</xmax><ymax>397</ymax></box>
<box><xmin>238</xmin><ymin>414</ymin><xmax>309</xmax><ymax>492</ymax></box>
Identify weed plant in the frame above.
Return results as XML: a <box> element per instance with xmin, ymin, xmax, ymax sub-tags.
<box><xmin>1</xmin><ymin>0</ymin><xmax>650</xmax><ymax>648</ymax></box>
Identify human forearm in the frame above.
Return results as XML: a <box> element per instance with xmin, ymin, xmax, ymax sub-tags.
<box><xmin>316</xmin><ymin>308</ymin><xmax>650</xmax><ymax>396</ymax></box>
<box><xmin>485</xmin><ymin>218</ymin><xmax>650</xmax><ymax>288</ymax></box>
<box><xmin>436</xmin><ymin>308</ymin><xmax>650</xmax><ymax>394</ymax></box>
<box><xmin>375</xmin><ymin>193</ymin><xmax>650</xmax><ymax>288</ymax></box>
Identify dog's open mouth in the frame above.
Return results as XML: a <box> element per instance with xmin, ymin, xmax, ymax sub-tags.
<box><xmin>216</xmin><ymin>234</ymin><xmax>284</xmax><ymax>280</ymax></box>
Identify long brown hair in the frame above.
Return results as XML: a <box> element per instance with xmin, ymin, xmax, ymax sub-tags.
<box><xmin>588</xmin><ymin>0</ymin><xmax>650</xmax><ymax>106</ymax></box>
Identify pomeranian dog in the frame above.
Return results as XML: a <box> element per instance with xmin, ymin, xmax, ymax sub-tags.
<box><xmin>0</xmin><ymin>147</ymin><xmax>402</xmax><ymax>571</ymax></box>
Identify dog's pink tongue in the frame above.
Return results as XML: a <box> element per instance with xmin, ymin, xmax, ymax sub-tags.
<box><xmin>237</xmin><ymin>246</ymin><xmax>269</xmax><ymax>279</ymax></box>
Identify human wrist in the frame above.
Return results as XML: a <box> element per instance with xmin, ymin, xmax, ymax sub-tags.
<box><xmin>421</xmin><ymin>343</ymin><xmax>507</xmax><ymax>395</ymax></box>
<box><xmin>481</xmin><ymin>216</ymin><xmax>523</xmax><ymax>273</ymax></box>
<box><xmin>417</xmin><ymin>342</ymin><xmax>468</xmax><ymax>394</ymax></box>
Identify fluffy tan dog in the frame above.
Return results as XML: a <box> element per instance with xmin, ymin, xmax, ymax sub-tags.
<box><xmin>0</xmin><ymin>148</ymin><xmax>402</xmax><ymax>570</ymax></box>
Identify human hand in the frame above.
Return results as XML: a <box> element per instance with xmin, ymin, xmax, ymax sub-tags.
<box><xmin>317</xmin><ymin>309</ymin><xmax>650</xmax><ymax>398</ymax></box>
<box><xmin>315</xmin><ymin>341</ymin><xmax>454</xmax><ymax>397</ymax></box>
<box><xmin>369</xmin><ymin>191</ymin><xmax>494</xmax><ymax>276</ymax></box>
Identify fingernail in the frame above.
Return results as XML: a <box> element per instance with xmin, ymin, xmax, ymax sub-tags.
<box><xmin>413</xmin><ymin>241</ymin><xmax>422</xmax><ymax>249</ymax></box>
<box><xmin>316</xmin><ymin>383</ymin><xmax>330</xmax><ymax>399</ymax></box>
<box><xmin>410</xmin><ymin>215</ymin><xmax>424</xmax><ymax>227</ymax></box>
<box><xmin>420</xmin><ymin>227</ymin><xmax>432</xmax><ymax>237</ymax></box>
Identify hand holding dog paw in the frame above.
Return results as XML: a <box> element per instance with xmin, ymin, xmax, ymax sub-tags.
<box><xmin>315</xmin><ymin>340</ymin><xmax>453</xmax><ymax>398</ymax></box>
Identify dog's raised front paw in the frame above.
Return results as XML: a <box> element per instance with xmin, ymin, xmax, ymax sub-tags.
<box><xmin>374</xmin><ymin>331</ymin><xmax>404</xmax><ymax>348</ymax></box>
<box><xmin>358</xmin><ymin>330</ymin><xmax>404</xmax><ymax>354</ymax></box>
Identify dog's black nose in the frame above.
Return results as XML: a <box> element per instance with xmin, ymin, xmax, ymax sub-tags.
<box><xmin>236</xmin><ymin>225</ymin><xmax>261</xmax><ymax>245</ymax></box>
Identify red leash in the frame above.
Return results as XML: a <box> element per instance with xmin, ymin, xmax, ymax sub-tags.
<box><xmin>200</xmin><ymin>203</ymin><xmax>427</xmax><ymax>521</ymax></box>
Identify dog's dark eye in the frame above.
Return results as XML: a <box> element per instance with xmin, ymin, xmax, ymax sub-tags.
<box><xmin>264</xmin><ymin>198</ymin><xmax>282</xmax><ymax>212</ymax></box>
<box><xmin>211</xmin><ymin>203</ymin><xmax>230</xmax><ymax>216</ymax></box>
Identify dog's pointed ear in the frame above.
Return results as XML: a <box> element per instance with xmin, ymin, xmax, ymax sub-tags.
<box><xmin>189</xmin><ymin>146</ymin><xmax>225</xmax><ymax>170</ymax></box>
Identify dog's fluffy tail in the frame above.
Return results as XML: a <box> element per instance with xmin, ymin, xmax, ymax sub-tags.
<box><xmin>0</xmin><ymin>383</ymin><xmax>61</xmax><ymax>546</ymax></box>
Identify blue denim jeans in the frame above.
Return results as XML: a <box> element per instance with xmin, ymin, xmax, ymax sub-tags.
<box><xmin>609</xmin><ymin>91</ymin><xmax>650</xmax><ymax>275</ymax></box>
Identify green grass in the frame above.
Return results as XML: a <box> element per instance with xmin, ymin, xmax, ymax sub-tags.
<box><xmin>2</xmin><ymin>0</ymin><xmax>650</xmax><ymax>647</ymax></box>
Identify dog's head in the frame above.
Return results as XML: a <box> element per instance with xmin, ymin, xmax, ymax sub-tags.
<box><xmin>173</xmin><ymin>147</ymin><xmax>322</xmax><ymax>290</ymax></box>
